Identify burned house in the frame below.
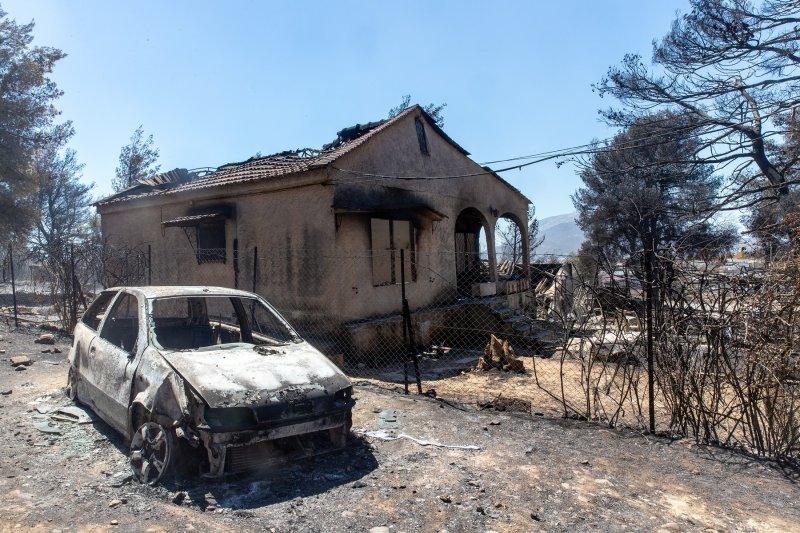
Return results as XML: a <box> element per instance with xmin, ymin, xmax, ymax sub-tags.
<box><xmin>95</xmin><ymin>106</ymin><xmax>531</xmax><ymax>355</ymax></box>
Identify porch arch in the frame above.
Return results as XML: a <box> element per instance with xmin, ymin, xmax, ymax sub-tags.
<box><xmin>454</xmin><ymin>207</ymin><xmax>496</xmax><ymax>295</ymax></box>
<box><xmin>496</xmin><ymin>210</ymin><xmax>531</xmax><ymax>280</ymax></box>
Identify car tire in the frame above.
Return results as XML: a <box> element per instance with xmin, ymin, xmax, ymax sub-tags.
<box><xmin>130</xmin><ymin>422</ymin><xmax>174</xmax><ymax>485</ymax></box>
<box><xmin>65</xmin><ymin>366</ymin><xmax>79</xmax><ymax>402</ymax></box>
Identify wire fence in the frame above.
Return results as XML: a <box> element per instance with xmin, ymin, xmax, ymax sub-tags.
<box><xmin>2</xmin><ymin>240</ymin><xmax>798</xmax><ymax>464</ymax></box>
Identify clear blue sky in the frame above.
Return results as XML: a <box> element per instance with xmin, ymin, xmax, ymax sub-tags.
<box><xmin>4</xmin><ymin>0</ymin><xmax>690</xmax><ymax>219</ymax></box>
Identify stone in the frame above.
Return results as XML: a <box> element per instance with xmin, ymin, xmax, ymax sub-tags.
<box><xmin>369</xmin><ymin>528</ymin><xmax>390</xmax><ymax>533</ymax></box>
<box><xmin>15</xmin><ymin>365</ymin><xmax>26</xmax><ymax>371</ymax></box>
<box><xmin>439</xmin><ymin>494</ymin><xmax>452</xmax><ymax>503</ymax></box>
<box><xmin>109</xmin><ymin>499</ymin><xmax>122</xmax><ymax>508</ymax></box>
<box><xmin>341</xmin><ymin>510</ymin><xmax>356</xmax><ymax>518</ymax></box>
<box><xmin>10</xmin><ymin>355</ymin><xmax>32</xmax><ymax>367</ymax></box>
<box><xmin>110</xmin><ymin>520</ymin><xmax>119</xmax><ymax>526</ymax></box>
<box><xmin>0</xmin><ymin>389</ymin><xmax>11</xmax><ymax>395</ymax></box>
<box><xmin>489</xmin><ymin>420</ymin><xmax>501</xmax><ymax>426</ymax></box>
<box><xmin>172</xmin><ymin>492</ymin><xmax>186</xmax><ymax>505</ymax></box>
<box><xmin>34</xmin><ymin>334</ymin><xmax>55</xmax><ymax>345</ymax></box>
<box><xmin>531</xmin><ymin>512</ymin><xmax>543</xmax><ymax>521</ymax></box>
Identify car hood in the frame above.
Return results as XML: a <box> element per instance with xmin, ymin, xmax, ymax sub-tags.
<box><xmin>161</xmin><ymin>342</ymin><xmax>351</xmax><ymax>408</ymax></box>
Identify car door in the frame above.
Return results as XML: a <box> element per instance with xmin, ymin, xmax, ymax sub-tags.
<box><xmin>82</xmin><ymin>291</ymin><xmax>143</xmax><ymax>435</ymax></box>
<box><xmin>71</xmin><ymin>290</ymin><xmax>118</xmax><ymax>403</ymax></box>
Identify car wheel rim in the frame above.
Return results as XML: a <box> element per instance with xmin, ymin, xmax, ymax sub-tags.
<box><xmin>130</xmin><ymin>422</ymin><xmax>171</xmax><ymax>485</ymax></box>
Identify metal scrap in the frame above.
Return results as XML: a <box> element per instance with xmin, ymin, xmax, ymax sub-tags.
<box><xmin>33</xmin><ymin>421</ymin><xmax>62</xmax><ymax>434</ymax></box>
<box><xmin>359</xmin><ymin>428</ymin><xmax>480</xmax><ymax>450</ymax></box>
<box><xmin>377</xmin><ymin>409</ymin><xmax>399</xmax><ymax>429</ymax></box>
<box><xmin>51</xmin><ymin>405</ymin><xmax>92</xmax><ymax>424</ymax></box>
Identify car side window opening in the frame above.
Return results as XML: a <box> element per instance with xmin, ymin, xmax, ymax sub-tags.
<box><xmin>81</xmin><ymin>291</ymin><xmax>118</xmax><ymax>330</ymax></box>
<box><xmin>98</xmin><ymin>293</ymin><xmax>140</xmax><ymax>354</ymax></box>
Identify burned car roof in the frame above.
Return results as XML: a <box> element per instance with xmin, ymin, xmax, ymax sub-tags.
<box><xmin>104</xmin><ymin>285</ymin><xmax>260</xmax><ymax>299</ymax></box>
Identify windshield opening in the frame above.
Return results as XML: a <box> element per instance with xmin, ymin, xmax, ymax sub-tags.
<box><xmin>150</xmin><ymin>295</ymin><xmax>299</xmax><ymax>351</ymax></box>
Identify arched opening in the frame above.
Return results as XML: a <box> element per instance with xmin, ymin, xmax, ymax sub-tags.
<box><xmin>454</xmin><ymin>208</ymin><xmax>490</xmax><ymax>296</ymax></box>
<box><xmin>494</xmin><ymin>213</ymin><xmax>528</xmax><ymax>278</ymax></box>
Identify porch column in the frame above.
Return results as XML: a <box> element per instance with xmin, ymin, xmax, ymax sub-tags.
<box><xmin>486</xmin><ymin>223</ymin><xmax>498</xmax><ymax>283</ymax></box>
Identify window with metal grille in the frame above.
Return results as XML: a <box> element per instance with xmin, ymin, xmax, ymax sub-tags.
<box><xmin>196</xmin><ymin>222</ymin><xmax>226</xmax><ymax>263</ymax></box>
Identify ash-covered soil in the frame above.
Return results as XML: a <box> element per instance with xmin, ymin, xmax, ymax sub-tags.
<box><xmin>0</xmin><ymin>321</ymin><xmax>797</xmax><ymax>532</ymax></box>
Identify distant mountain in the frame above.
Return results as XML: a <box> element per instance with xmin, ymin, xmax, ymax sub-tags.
<box><xmin>534</xmin><ymin>212</ymin><xmax>584</xmax><ymax>258</ymax></box>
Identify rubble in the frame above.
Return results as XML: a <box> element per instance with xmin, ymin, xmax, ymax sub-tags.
<box><xmin>10</xmin><ymin>355</ymin><xmax>32</xmax><ymax>367</ymax></box>
<box><xmin>475</xmin><ymin>335</ymin><xmax>525</xmax><ymax>373</ymax></box>
<box><xmin>34</xmin><ymin>334</ymin><xmax>55</xmax><ymax>345</ymax></box>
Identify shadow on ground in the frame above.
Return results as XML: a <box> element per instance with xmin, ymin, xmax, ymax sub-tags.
<box><xmin>162</xmin><ymin>435</ymin><xmax>378</xmax><ymax>510</ymax></box>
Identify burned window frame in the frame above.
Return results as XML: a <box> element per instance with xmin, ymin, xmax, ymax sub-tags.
<box><xmin>415</xmin><ymin>118</ymin><xmax>429</xmax><ymax>156</ymax></box>
<box><xmin>81</xmin><ymin>290</ymin><xmax>119</xmax><ymax>331</ymax></box>
<box><xmin>98</xmin><ymin>292</ymin><xmax>140</xmax><ymax>355</ymax></box>
<box><xmin>196</xmin><ymin>221</ymin><xmax>226</xmax><ymax>264</ymax></box>
<box><xmin>370</xmin><ymin>217</ymin><xmax>417</xmax><ymax>286</ymax></box>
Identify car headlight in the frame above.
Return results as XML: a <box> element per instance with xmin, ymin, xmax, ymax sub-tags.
<box><xmin>334</xmin><ymin>386</ymin><xmax>353</xmax><ymax>403</ymax></box>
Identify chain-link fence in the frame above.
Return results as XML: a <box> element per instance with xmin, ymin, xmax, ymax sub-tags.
<box><xmin>3</xmin><ymin>240</ymin><xmax>798</xmax><ymax>463</ymax></box>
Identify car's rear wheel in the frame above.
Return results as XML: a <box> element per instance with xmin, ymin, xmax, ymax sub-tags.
<box><xmin>65</xmin><ymin>366</ymin><xmax>79</xmax><ymax>402</ymax></box>
<box><xmin>130</xmin><ymin>422</ymin><xmax>174</xmax><ymax>485</ymax></box>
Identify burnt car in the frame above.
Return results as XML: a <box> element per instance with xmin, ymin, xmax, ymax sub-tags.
<box><xmin>67</xmin><ymin>286</ymin><xmax>354</xmax><ymax>484</ymax></box>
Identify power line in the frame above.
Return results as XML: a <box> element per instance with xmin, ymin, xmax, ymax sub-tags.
<box><xmin>329</xmin><ymin>118</ymin><xmax>765</xmax><ymax>186</ymax></box>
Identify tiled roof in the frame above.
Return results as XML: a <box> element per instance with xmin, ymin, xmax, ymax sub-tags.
<box><xmin>96</xmin><ymin>106</ymin><xmax>424</xmax><ymax>206</ymax></box>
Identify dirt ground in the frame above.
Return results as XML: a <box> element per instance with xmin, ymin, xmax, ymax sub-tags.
<box><xmin>0</xmin><ymin>321</ymin><xmax>798</xmax><ymax>532</ymax></box>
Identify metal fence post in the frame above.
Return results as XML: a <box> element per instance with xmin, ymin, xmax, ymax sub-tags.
<box><xmin>8</xmin><ymin>243</ymin><xmax>18</xmax><ymax>328</ymax></box>
<box><xmin>233</xmin><ymin>239</ymin><xmax>239</xmax><ymax>289</ymax></box>
<box><xmin>400</xmin><ymin>248</ymin><xmax>422</xmax><ymax>394</ymax></box>
<box><xmin>252</xmin><ymin>246</ymin><xmax>258</xmax><ymax>294</ymax></box>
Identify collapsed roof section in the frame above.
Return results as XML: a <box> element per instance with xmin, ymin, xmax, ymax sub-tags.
<box><xmin>95</xmin><ymin>105</ymin><xmax>522</xmax><ymax>207</ymax></box>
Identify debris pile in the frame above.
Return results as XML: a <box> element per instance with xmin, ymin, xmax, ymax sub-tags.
<box><xmin>475</xmin><ymin>335</ymin><xmax>525</xmax><ymax>373</ymax></box>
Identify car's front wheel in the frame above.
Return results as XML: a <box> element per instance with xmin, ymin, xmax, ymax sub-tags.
<box><xmin>130</xmin><ymin>422</ymin><xmax>174</xmax><ymax>485</ymax></box>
